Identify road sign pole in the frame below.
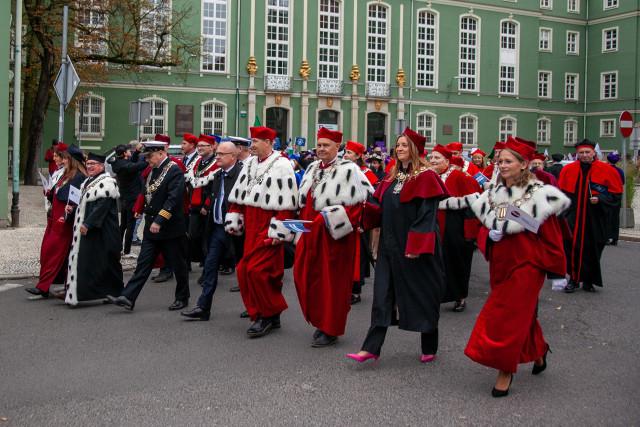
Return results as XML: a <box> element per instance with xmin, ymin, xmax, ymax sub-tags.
<box><xmin>136</xmin><ymin>100</ymin><xmax>141</xmax><ymax>142</ymax></box>
<box><xmin>622</xmin><ymin>134</ymin><xmax>626</xmax><ymax>227</ymax></box>
<box><xmin>57</xmin><ymin>3</ymin><xmax>69</xmax><ymax>143</ymax></box>
<box><xmin>78</xmin><ymin>99</ymin><xmax>84</xmax><ymax>147</ymax></box>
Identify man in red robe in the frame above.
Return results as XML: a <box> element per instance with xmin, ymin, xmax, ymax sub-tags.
<box><xmin>446</xmin><ymin>142</ymin><xmax>481</xmax><ymax>176</ymax></box>
<box><xmin>225</xmin><ymin>126</ymin><xmax>298</xmax><ymax>337</ymax></box>
<box><xmin>483</xmin><ymin>141</ymin><xmax>506</xmax><ymax>180</ymax></box>
<box><xmin>293</xmin><ymin>128</ymin><xmax>374</xmax><ymax>347</ymax></box>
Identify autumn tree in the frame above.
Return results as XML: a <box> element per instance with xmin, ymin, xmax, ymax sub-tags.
<box><xmin>17</xmin><ymin>0</ymin><xmax>201</xmax><ymax>184</ymax></box>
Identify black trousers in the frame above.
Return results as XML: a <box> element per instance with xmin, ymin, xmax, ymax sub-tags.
<box><xmin>361</xmin><ymin>325</ymin><xmax>438</xmax><ymax>356</ymax></box>
<box><xmin>121</xmin><ymin>235</ymin><xmax>190</xmax><ymax>303</ymax></box>
<box><xmin>119</xmin><ymin>199</ymin><xmax>137</xmax><ymax>254</ymax></box>
<box><xmin>197</xmin><ymin>224</ymin><xmax>231</xmax><ymax>310</ymax></box>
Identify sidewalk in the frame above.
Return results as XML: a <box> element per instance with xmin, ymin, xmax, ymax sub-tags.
<box><xmin>3</xmin><ymin>180</ymin><xmax>640</xmax><ymax>279</ymax></box>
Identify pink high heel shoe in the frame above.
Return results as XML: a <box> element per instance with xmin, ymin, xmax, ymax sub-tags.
<box><xmin>420</xmin><ymin>354</ymin><xmax>435</xmax><ymax>363</ymax></box>
<box><xmin>347</xmin><ymin>353</ymin><xmax>379</xmax><ymax>367</ymax></box>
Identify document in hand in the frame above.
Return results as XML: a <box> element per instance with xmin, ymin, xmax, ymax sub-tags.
<box><xmin>506</xmin><ymin>204</ymin><xmax>540</xmax><ymax>234</ymax></box>
<box><xmin>68</xmin><ymin>185</ymin><xmax>82</xmax><ymax>205</ymax></box>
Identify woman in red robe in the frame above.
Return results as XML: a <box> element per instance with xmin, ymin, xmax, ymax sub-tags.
<box><xmin>26</xmin><ymin>145</ymin><xmax>88</xmax><ymax>298</ymax></box>
<box><xmin>465</xmin><ymin>137</ymin><xmax>570</xmax><ymax>397</ymax></box>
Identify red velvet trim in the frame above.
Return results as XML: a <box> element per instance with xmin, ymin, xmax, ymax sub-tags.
<box><xmin>464</xmin><ymin>218</ymin><xmax>481</xmax><ymax>239</ymax></box>
<box><xmin>170</xmin><ymin>156</ymin><xmax>187</xmax><ymax>172</ymax></box>
<box><xmin>400</xmin><ymin>169</ymin><xmax>450</xmax><ymax>203</ymax></box>
<box><xmin>133</xmin><ymin>194</ymin><xmax>145</xmax><ymax>215</ymax></box>
<box><xmin>141</xmin><ymin>166</ymin><xmax>152</xmax><ymax>179</ymax></box>
<box><xmin>191</xmin><ymin>187</ymin><xmax>203</xmax><ymax>207</ymax></box>
<box><xmin>362</xmin><ymin>202</ymin><xmax>382</xmax><ymax>230</ymax></box>
<box><xmin>363</xmin><ymin>168</ymin><xmax>379</xmax><ymax>186</ymax></box>
<box><xmin>559</xmin><ymin>160</ymin><xmax>623</xmax><ymax>194</ymax></box>
<box><xmin>406</xmin><ymin>231</ymin><xmax>435</xmax><ymax>255</ymax></box>
<box><xmin>483</xmin><ymin>164</ymin><xmax>495</xmax><ymax>179</ymax></box>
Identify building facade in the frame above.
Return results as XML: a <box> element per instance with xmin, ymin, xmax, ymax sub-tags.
<box><xmin>12</xmin><ymin>0</ymin><xmax>640</xmax><ymax>163</ymax></box>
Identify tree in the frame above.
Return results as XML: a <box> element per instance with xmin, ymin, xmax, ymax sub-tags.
<box><xmin>17</xmin><ymin>0</ymin><xmax>201</xmax><ymax>184</ymax></box>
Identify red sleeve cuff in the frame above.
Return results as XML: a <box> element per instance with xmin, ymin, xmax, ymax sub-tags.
<box><xmin>362</xmin><ymin>202</ymin><xmax>382</xmax><ymax>230</ymax></box>
<box><xmin>133</xmin><ymin>194</ymin><xmax>145</xmax><ymax>215</ymax></box>
<box><xmin>464</xmin><ymin>219</ymin><xmax>481</xmax><ymax>239</ymax></box>
<box><xmin>477</xmin><ymin>227</ymin><xmax>491</xmax><ymax>261</ymax></box>
<box><xmin>405</xmin><ymin>231</ymin><xmax>435</xmax><ymax>255</ymax></box>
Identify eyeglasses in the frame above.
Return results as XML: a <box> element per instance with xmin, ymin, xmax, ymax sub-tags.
<box><xmin>86</xmin><ymin>162</ymin><xmax>101</xmax><ymax>167</ymax></box>
<box><xmin>197</xmin><ymin>144</ymin><xmax>211</xmax><ymax>148</ymax></box>
<box><xmin>215</xmin><ymin>152</ymin><xmax>234</xmax><ymax>157</ymax></box>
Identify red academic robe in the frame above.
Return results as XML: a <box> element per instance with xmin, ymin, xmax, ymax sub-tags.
<box><xmin>294</xmin><ymin>196</ymin><xmax>362</xmax><ymax>337</ymax></box>
<box><xmin>465</xmin><ymin>216</ymin><xmax>566</xmax><ymax>373</ymax></box>
<box><xmin>483</xmin><ymin>163</ymin><xmax>495</xmax><ymax>179</ymax></box>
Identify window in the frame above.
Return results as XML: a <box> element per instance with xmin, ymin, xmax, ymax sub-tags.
<box><xmin>600</xmin><ymin>119</ymin><xmax>616</xmax><ymax>137</ymax></box>
<box><xmin>459</xmin><ymin>114</ymin><xmax>477</xmax><ymax>146</ymax></box>
<box><xmin>266</xmin><ymin>0</ymin><xmax>290</xmax><ymax>76</ymax></box>
<box><xmin>537</xmin><ymin>118</ymin><xmax>551</xmax><ymax>145</ymax></box>
<box><xmin>601</xmin><ymin>72</ymin><xmax>617</xmax><ymax>99</ymax></box>
<box><xmin>8</xmin><ymin>92</ymin><xmax>14</xmax><ymax>127</ymax></box>
<box><xmin>141</xmin><ymin>97</ymin><xmax>168</xmax><ymax>138</ymax></box>
<box><xmin>604</xmin><ymin>0</ymin><xmax>618</xmax><ymax>9</ymax></box>
<box><xmin>566</xmin><ymin>31</ymin><xmax>579</xmax><ymax>54</ymax></box>
<box><xmin>140</xmin><ymin>0</ymin><xmax>172</xmax><ymax>64</ymax></box>
<box><xmin>75</xmin><ymin>0</ymin><xmax>108</xmax><ymax>58</ymax></box>
<box><xmin>416</xmin><ymin>112</ymin><xmax>436</xmax><ymax>145</ymax></box>
<box><xmin>202</xmin><ymin>0</ymin><xmax>227</xmax><ymax>72</ymax></box>
<box><xmin>499</xmin><ymin>21</ymin><xmax>518</xmax><ymax>95</ymax></box>
<box><xmin>77</xmin><ymin>95</ymin><xmax>104</xmax><ymax>138</ymax></box>
<box><xmin>603</xmin><ymin>28</ymin><xmax>618</xmax><ymax>52</ymax></box>
<box><xmin>367</xmin><ymin>4</ymin><xmax>388</xmax><ymax>83</ymax></box>
<box><xmin>201</xmin><ymin>101</ymin><xmax>225</xmax><ymax>136</ymax></box>
<box><xmin>539</xmin><ymin>28</ymin><xmax>552</xmax><ymax>52</ymax></box>
<box><xmin>565</xmin><ymin>73</ymin><xmax>578</xmax><ymax>100</ymax></box>
<box><xmin>540</xmin><ymin>0</ymin><xmax>552</xmax><ymax>9</ymax></box>
<box><xmin>499</xmin><ymin>117</ymin><xmax>516</xmax><ymax>142</ymax></box>
<box><xmin>538</xmin><ymin>71</ymin><xmax>551</xmax><ymax>98</ymax></box>
<box><xmin>416</xmin><ymin>10</ymin><xmax>438</xmax><ymax>89</ymax></box>
<box><xmin>499</xmin><ymin>67</ymin><xmax>516</xmax><ymax>94</ymax></box>
<box><xmin>564</xmin><ymin>119</ymin><xmax>578</xmax><ymax>145</ymax></box>
<box><xmin>459</xmin><ymin>16</ymin><xmax>479</xmax><ymax>92</ymax></box>
<box><xmin>568</xmin><ymin>0</ymin><xmax>579</xmax><ymax>13</ymax></box>
<box><xmin>318</xmin><ymin>0</ymin><xmax>340</xmax><ymax>80</ymax></box>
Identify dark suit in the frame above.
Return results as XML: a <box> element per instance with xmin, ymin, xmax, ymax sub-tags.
<box><xmin>197</xmin><ymin>162</ymin><xmax>242</xmax><ymax>311</ymax></box>
<box><xmin>111</xmin><ymin>157</ymin><xmax>148</xmax><ymax>254</ymax></box>
<box><xmin>120</xmin><ymin>157</ymin><xmax>190</xmax><ymax>303</ymax></box>
<box><xmin>548</xmin><ymin>163</ymin><xmax>563</xmax><ymax>180</ymax></box>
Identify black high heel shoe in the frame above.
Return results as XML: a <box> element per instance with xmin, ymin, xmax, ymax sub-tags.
<box><xmin>491</xmin><ymin>373</ymin><xmax>513</xmax><ymax>398</ymax></box>
<box><xmin>532</xmin><ymin>344</ymin><xmax>552</xmax><ymax>375</ymax></box>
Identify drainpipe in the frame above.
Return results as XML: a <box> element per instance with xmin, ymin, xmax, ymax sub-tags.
<box><xmin>235</xmin><ymin>0</ymin><xmax>241</xmax><ymax>136</ymax></box>
<box><xmin>582</xmin><ymin>1</ymin><xmax>589</xmax><ymax>138</ymax></box>
<box><xmin>408</xmin><ymin>0</ymin><xmax>414</xmax><ymax>128</ymax></box>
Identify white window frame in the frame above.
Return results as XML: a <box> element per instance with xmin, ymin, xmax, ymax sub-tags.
<box><xmin>416</xmin><ymin>9</ymin><xmax>439</xmax><ymax>89</ymax></box>
<box><xmin>458</xmin><ymin>14</ymin><xmax>481</xmax><ymax>92</ymax></box>
<box><xmin>366</xmin><ymin>2</ymin><xmax>390</xmax><ymax>84</ymax></box>
<box><xmin>601</xmin><ymin>71</ymin><xmax>618</xmax><ymax>100</ymax></box>
<box><xmin>537</xmin><ymin>118</ymin><xmax>551</xmax><ymax>146</ymax></box>
<box><xmin>74</xmin><ymin>0</ymin><xmax>109</xmax><ymax>59</ymax></box>
<box><xmin>604</xmin><ymin>0</ymin><xmax>618</xmax><ymax>10</ymax></box>
<box><xmin>540</xmin><ymin>0</ymin><xmax>552</xmax><ymax>9</ymax></box>
<box><xmin>265</xmin><ymin>0</ymin><xmax>292</xmax><ymax>76</ymax></box>
<box><xmin>201</xmin><ymin>0</ymin><xmax>229</xmax><ymax>73</ymax></box>
<box><xmin>566</xmin><ymin>31</ymin><xmax>579</xmax><ymax>55</ymax></box>
<box><xmin>600</xmin><ymin>119</ymin><xmax>616</xmax><ymax>137</ymax></box>
<box><xmin>538</xmin><ymin>70</ymin><xmax>552</xmax><ymax>99</ymax></box>
<box><xmin>201</xmin><ymin>99</ymin><xmax>227</xmax><ymax>136</ymax></box>
<box><xmin>459</xmin><ymin>114</ymin><xmax>478</xmax><ymax>147</ymax></box>
<box><xmin>317</xmin><ymin>0</ymin><xmax>342</xmax><ymax>80</ymax></box>
<box><xmin>499</xmin><ymin>20</ymin><xmax>519</xmax><ymax>95</ymax></box>
<box><xmin>567</xmin><ymin>0</ymin><xmax>579</xmax><ymax>13</ymax></box>
<box><xmin>74</xmin><ymin>94</ymin><xmax>105</xmax><ymax>141</ymax></box>
<box><xmin>499</xmin><ymin>116</ymin><xmax>517</xmax><ymax>142</ymax></box>
<box><xmin>416</xmin><ymin>112</ymin><xmax>437</xmax><ymax>146</ymax></box>
<box><xmin>539</xmin><ymin>27</ymin><xmax>552</xmax><ymax>52</ymax></box>
<box><xmin>564</xmin><ymin>119</ymin><xmax>578</xmax><ymax>146</ymax></box>
<box><xmin>565</xmin><ymin>73</ymin><xmax>579</xmax><ymax>101</ymax></box>
<box><xmin>139</xmin><ymin>0</ymin><xmax>172</xmax><ymax>66</ymax></box>
<box><xmin>140</xmin><ymin>96</ymin><xmax>169</xmax><ymax>138</ymax></box>
<box><xmin>602</xmin><ymin>27</ymin><xmax>618</xmax><ymax>52</ymax></box>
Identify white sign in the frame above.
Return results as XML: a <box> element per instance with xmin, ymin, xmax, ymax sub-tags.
<box><xmin>53</xmin><ymin>56</ymin><xmax>80</xmax><ymax>109</ymax></box>
<box><xmin>318</xmin><ymin>124</ymin><xmax>338</xmax><ymax>131</ymax></box>
<box><xmin>506</xmin><ymin>204</ymin><xmax>540</xmax><ymax>234</ymax></box>
<box><xmin>68</xmin><ymin>185</ymin><xmax>82</xmax><ymax>205</ymax></box>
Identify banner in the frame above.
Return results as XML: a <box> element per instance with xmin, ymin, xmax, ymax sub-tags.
<box><xmin>473</xmin><ymin>172</ymin><xmax>488</xmax><ymax>186</ymax></box>
<box><xmin>295</xmin><ymin>137</ymin><xmax>306</xmax><ymax>146</ymax></box>
<box><xmin>283</xmin><ymin>220</ymin><xmax>312</xmax><ymax>233</ymax></box>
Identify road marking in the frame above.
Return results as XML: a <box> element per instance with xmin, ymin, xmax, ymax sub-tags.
<box><xmin>0</xmin><ymin>283</ymin><xmax>23</xmax><ymax>292</ymax></box>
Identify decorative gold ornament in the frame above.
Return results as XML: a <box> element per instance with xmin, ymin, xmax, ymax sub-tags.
<box><xmin>275</xmin><ymin>93</ymin><xmax>282</xmax><ymax>106</ymax></box>
<box><xmin>299</xmin><ymin>60</ymin><xmax>311</xmax><ymax>80</ymax></box>
<box><xmin>246</xmin><ymin>56</ymin><xmax>258</xmax><ymax>76</ymax></box>
<box><xmin>396</xmin><ymin>68</ymin><xmax>406</xmax><ymax>87</ymax></box>
<box><xmin>350</xmin><ymin>64</ymin><xmax>360</xmax><ymax>82</ymax></box>
<box><xmin>375</xmin><ymin>100</ymin><xmax>382</xmax><ymax>111</ymax></box>
<box><xmin>327</xmin><ymin>97</ymin><xmax>334</xmax><ymax>108</ymax></box>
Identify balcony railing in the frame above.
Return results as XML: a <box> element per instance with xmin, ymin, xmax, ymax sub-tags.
<box><xmin>318</xmin><ymin>78</ymin><xmax>344</xmax><ymax>95</ymax></box>
<box><xmin>366</xmin><ymin>82</ymin><xmax>390</xmax><ymax>97</ymax></box>
<box><xmin>265</xmin><ymin>75</ymin><xmax>293</xmax><ymax>91</ymax></box>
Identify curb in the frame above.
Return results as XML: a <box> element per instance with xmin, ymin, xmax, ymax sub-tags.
<box><xmin>619</xmin><ymin>234</ymin><xmax>640</xmax><ymax>243</ymax></box>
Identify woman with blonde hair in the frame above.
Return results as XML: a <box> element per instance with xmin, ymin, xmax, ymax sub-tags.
<box><xmin>470</xmin><ymin>148</ymin><xmax>487</xmax><ymax>170</ymax></box>
<box><xmin>26</xmin><ymin>145</ymin><xmax>88</xmax><ymax>298</ymax></box>
<box><xmin>347</xmin><ymin>127</ymin><xmax>449</xmax><ymax>366</ymax></box>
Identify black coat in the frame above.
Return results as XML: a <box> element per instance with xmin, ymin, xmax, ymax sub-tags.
<box><xmin>548</xmin><ymin>163</ymin><xmax>563</xmax><ymax>180</ymax></box>
<box><xmin>111</xmin><ymin>157</ymin><xmax>148</xmax><ymax>202</ymax></box>
<box><xmin>143</xmin><ymin>157</ymin><xmax>187</xmax><ymax>240</ymax></box>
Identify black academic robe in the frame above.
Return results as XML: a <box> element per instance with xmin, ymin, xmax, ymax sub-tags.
<box><xmin>363</xmin><ymin>168</ymin><xmax>449</xmax><ymax>333</ymax></box>
<box><xmin>65</xmin><ymin>173</ymin><xmax>123</xmax><ymax>305</ymax></box>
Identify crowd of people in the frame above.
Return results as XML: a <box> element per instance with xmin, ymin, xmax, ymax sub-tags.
<box><xmin>32</xmin><ymin>125</ymin><xmax>626</xmax><ymax>398</ymax></box>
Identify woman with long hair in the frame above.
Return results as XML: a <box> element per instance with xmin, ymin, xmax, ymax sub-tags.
<box><xmin>347</xmin><ymin>127</ymin><xmax>448</xmax><ymax>366</ymax></box>
<box><xmin>26</xmin><ymin>145</ymin><xmax>88</xmax><ymax>298</ymax></box>
<box><xmin>471</xmin><ymin>148</ymin><xmax>487</xmax><ymax>170</ymax></box>
<box><xmin>465</xmin><ymin>137</ymin><xmax>569</xmax><ymax>397</ymax></box>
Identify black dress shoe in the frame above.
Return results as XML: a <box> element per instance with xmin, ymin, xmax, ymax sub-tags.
<box><xmin>313</xmin><ymin>329</ymin><xmax>323</xmax><ymax>340</ymax></box>
<box><xmin>229</xmin><ymin>286</ymin><xmax>240</xmax><ymax>292</ymax></box>
<box><xmin>25</xmin><ymin>287</ymin><xmax>49</xmax><ymax>298</ymax></box>
<box><xmin>610</xmin><ymin>240</ymin><xmax>618</xmax><ymax>246</ymax></box>
<box><xmin>131</xmin><ymin>240</ymin><xmax>142</xmax><ymax>246</ymax></box>
<box><xmin>240</xmin><ymin>310</ymin><xmax>250</xmax><ymax>318</ymax></box>
<box><xmin>350</xmin><ymin>294</ymin><xmax>361</xmax><ymax>305</ymax></box>
<box><xmin>181</xmin><ymin>307</ymin><xmax>210</xmax><ymax>321</ymax></box>
<box><xmin>453</xmin><ymin>300</ymin><xmax>467</xmax><ymax>312</ymax></box>
<box><xmin>532</xmin><ymin>344</ymin><xmax>551</xmax><ymax>375</ymax></box>
<box><xmin>153</xmin><ymin>272</ymin><xmax>173</xmax><ymax>283</ymax></box>
<box><xmin>491</xmin><ymin>373</ymin><xmax>513</xmax><ymax>398</ymax></box>
<box><xmin>106</xmin><ymin>295</ymin><xmax>135</xmax><ymax>310</ymax></box>
<box><xmin>247</xmin><ymin>316</ymin><xmax>273</xmax><ymax>337</ymax></box>
<box><xmin>582</xmin><ymin>283</ymin><xmax>596</xmax><ymax>293</ymax></box>
<box><xmin>564</xmin><ymin>281</ymin><xmax>579</xmax><ymax>293</ymax></box>
<box><xmin>312</xmin><ymin>331</ymin><xmax>338</xmax><ymax>348</ymax></box>
<box><xmin>271</xmin><ymin>313</ymin><xmax>281</xmax><ymax>328</ymax></box>
<box><xmin>169</xmin><ymin>300</ymin><xmax>188</xmax><ymax>311</ymax></box>
<box><xmin>219</xmin><ymin>267</ymin><xmax>234</xmax><ymax>276</ymax></box>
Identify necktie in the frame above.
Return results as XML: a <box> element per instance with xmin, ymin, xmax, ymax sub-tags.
<box><xmin>215</xmin><ymin>171</ymin><xmax>226</xmax><ymax>224</ymax></box>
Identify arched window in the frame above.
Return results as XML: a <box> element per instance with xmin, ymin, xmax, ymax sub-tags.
<box><xmin>140</xmin><ymin>97</ymin><xmax>168</xmax><ymax>138</ymax></box>
<box><xmin>459</xmin><ymin>114</ymin><xmax>478</xmax><ymax>146</ymax></box>
<box><xmin>416</xmin><ymin>112</ymin><xmax>436</xmax><ymax>146</ymax></box>
<box><xmin>564</xmin><ymin>119</ymin><xmax>578</xmax><ymax>146</ymax></box>
<box><xmin>201</xmin><ymin>100</ymin><xmax>226</xmax><ymax>136</ymax></box>
<box><xmin>499</xmin><ymin>116</ymin><xmax>517</xmax><ymax>142</ymax></box>
<box><xmin>266</xmin><ymin>107</ymin><xmax>289</xmax><ymax>144</ymax></box>
<box><xmin>537</xmin><ymin>118</ymin><xmax>551</xmax><ymax>145</ymax></box>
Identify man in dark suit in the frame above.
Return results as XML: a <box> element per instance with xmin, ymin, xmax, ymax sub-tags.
<box><xmin>107</xmin><ymin>141</ymin><xmax>190</xmax><ymax>311</ymax></box>
<box><xmin>181</xmin><ymin>141</ymin><xmax>242</xmax><ymax>320</ymax></box>
<box><xmin>548</xmin><ymin>154</ymin><xmax>564</xmax><ymax>180</ymax></box>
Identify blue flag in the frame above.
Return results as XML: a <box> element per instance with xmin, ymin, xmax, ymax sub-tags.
<box><xmin>274</xmin><ymin>137</ymin><xmax>280</xmax><ymax>150</ymax></box>
<box><xmin>473</xmin><ymin>172</ymin><xmax>488</xmax><ymax>186</ymax></box>
<box><xmin>295</xmin><ymin>137</ymin><xmax>306</xmax><ymax>146</ymax></box>
<box><xmin>283</xmin><ymin>220</ymin><xmax>312</xmax><ymax>233</ymax></box>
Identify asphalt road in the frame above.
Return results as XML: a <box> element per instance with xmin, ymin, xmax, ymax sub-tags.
<box><xmin>1</xmin><ymin>242</ymin><xmax>638</xmax><ymax>426</ymax></box>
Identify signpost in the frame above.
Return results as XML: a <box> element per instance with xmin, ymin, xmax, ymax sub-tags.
<box><xmin>129</xmin><ymin>101</ymin><xmax>151</xmax><ymax>141</ymax></box>
<box><xmin>54</xmin><ymin>4</ymin><xmax>81</xmax><ymax>143</ymax></box>
<box><xmin>619</xmin><ymin>111</ymin><xmax>633</xmax><ymax>227</ymax></box>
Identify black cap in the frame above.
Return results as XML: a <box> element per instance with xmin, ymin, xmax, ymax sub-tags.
<box><xmin>551</xmin><ymin>153</ymin><xmax>564</xmax><ymax>162</ymax></box>
<box><xmin>229</xmin><ymin>136</ymin><xmax>251</xmax><ymax>147</ymax></box>
<box><xmin>575</xmin><ymin>139</ymin><xmax>596</xmax><ymax>150</ymax></box>
<box><xmin>115</xmin><ymin>144</ymin><xmax>129</xmax><ymax>157</ymax></box>
<box><xmin>67</xmin><ymin>144</ymin><xmax>86</xmax><ymax>164</ymax></box>
<box><xmin>87</xmin><ymin>152</ymin><xmax>106</xmax><ymax>163</ymax></box>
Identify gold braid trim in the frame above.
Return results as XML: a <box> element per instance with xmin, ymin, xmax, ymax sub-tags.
<box><xmin>158</xmin><ymin>209</ymin><xmax>172</xmax><ymax>220</ymax></box>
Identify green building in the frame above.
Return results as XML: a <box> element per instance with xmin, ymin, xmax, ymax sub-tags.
<box><xmin>12</xmin><ymin>0</ymin><xmax>640</xmax><ymax>166</ymax></box>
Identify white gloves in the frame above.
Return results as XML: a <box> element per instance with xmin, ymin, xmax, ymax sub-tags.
<box><xmin>551</xmin><ymin>278</ymin><xmax>567</xmax><ymax>291</ymax></box>
<box><xmin>488</xmin><ymin>230</ymin><xmax>504</xmax><ymax>242</ymax></box>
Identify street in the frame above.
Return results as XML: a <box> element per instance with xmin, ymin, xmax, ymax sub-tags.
<box><xmin>1</xmin><ymin>243</ymin><xmax>638</xmax><ymax>425</ymax></box>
